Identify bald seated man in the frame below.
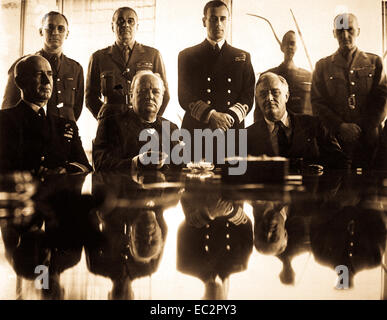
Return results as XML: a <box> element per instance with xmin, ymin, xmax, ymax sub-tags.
<box><xmin>0</xmin><ymin>55</ymin><xmax>91</xmax><ymax>174</ymax></box>
<box><xmin>93</xmin><ymin>70</ymin><xmax>179</xmax><ymax>171</ymax></box>
<box><xmin>312</xmin><ymin>13</ymin><xmax>387</xmax><ymax>169</ymax></box>
<box><xmin>255</xmin><ymin>30</ymin><xmax>312</xmax><ymax>121</ymax></box>
<box><xmin>247</xmin><ymin>72</ymin><xmax>348</xmax><ymax>169</ymax></box>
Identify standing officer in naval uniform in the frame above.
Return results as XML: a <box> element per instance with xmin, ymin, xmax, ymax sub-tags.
<box><xmin>311</xmin><ymin>13</ymin><xmax>387</xmax><ymax>168</ymax></box>
<box><xmin>2</xmin><ymin>11</ymin><xmax>84</xmax><ymax>122</ymax></box>
<box><xmin>86</xmin><ymin>7</ymin><xmax>170</xmax><ymax>120</ymax></box>
<box><xmin>178</xmin><ymin>1</ymin><xmax>255</xmax><ymax>161</ymax></box>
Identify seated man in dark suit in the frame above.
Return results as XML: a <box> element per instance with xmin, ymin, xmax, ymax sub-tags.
<box><xmin>247</xmin><ymin>72</ymin><xmax>348</xmax><ymax>169</ymax></box>
<box><xmin>0</xmin><ymin>55</ymin><xmax>91</xmax><ymax>174</ymax></box>
<box><xmin>93</xmin><ymin>70</ymin><xmax>179</xmax><ymax>171</ymax></box>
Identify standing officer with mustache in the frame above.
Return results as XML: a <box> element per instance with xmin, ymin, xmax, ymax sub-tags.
<box><xmin>2</xmin><ymin>11</ymin><xmax>84</xmax><ymax>122</ymax></box>
<box><xmin>86</xmin><ymin>7</ymin><xmax>170</xmax><ymax>120</ymax></box>
<box><xmin>312</xmin><ymin>13</ymin><xmax>387</xmax><ymax>169</ymax></box>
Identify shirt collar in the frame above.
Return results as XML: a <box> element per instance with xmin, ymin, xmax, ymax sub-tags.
<box><xmin>23</xmin><ymin>99</ymin><xmax>47</xmax><ymax>116</ymax></box>
<box><xmin>206</xmin><ymin>37</ymin><xmax>225</xmax><ymax>50</ymax></box>
<box><xmin>264</xmin><ymin>110</ymin><xmax>290</xmax><ymax>133</ymax></box>
<box><xmin>115</xmin><ymin>41</ymin><xmax>135</xmax><ymax>51</ymax></box>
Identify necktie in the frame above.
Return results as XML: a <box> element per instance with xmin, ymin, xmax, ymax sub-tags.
<box><xmin>123</xmin><ymin>46</ymin><xmax>131</xmax><ymax>64</ymax></box>
<box><xmin>214</xmin><ymin>43</ymin><xmax>221</xmax><ymax>53</ymax></box>
<box><xmin>50</xmin><ymin>55</ymin><xmax>59</xmax><ymax>73</ymax></box>
<box><xmin>38</xmin><ymin>107</ymin><xmax>46</xmax><ymax>119</ymax></box>
<box><xmin>274</xmin><ymin>121</ymin><xmax>290</xmax><ymax>157</ymax></box>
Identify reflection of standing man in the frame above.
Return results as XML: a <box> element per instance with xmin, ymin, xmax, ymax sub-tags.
<box><xmin>178</xmin><ymin>0</ymin><xmax>255</xmax><ymax>160</ymax></box>
<box><xmin>256</xmin><ymin>31</ymin><xmax>312</xmax><ymax>121</ymax></box>
<box><xmin>86</xmin><ymin>7</ymin><xmax>170</xmax><ymax>119</ymax></box>
<box><xmin>2</xmin><ymin>12</ymin><xmax>84</xmax><ymax>122</ymax></box>
<box><xmin>312</xmin><ymin>13</ymin><xmax>387</xmax><ymax>168</ymax></box>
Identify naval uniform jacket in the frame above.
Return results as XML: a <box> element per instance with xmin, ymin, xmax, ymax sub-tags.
<box><xmin>93</xmin><ymin>107</ymin><xmax>179</xmax><ymax>171</ymax></box>
<box><xmin>312</xmin><ymin>48</ymin><xmax>387</xmax><ymax>136</ymax></box>
<box><xmin>86</xmin><ymin>42</ymin><xmax>170</xmax><ymax>119</ymax></box>
<box><xmin>178</xmin><ymin>40</ymin><xmax>255</xmax><ymax>131</ymax></box>
<box><xmin>246</xmin><ymin>113</ymin><xmax>348</xmax><ymax>169</ymax></box>
<box><xmin>0</xmin><ymin>100</ymin><xmax>91</xmax><ymax>174</ymax></box>
<box><xmin>1</xmin><ymin>50</ymin><xmax>84</xmax><ymax>121</ymax></box>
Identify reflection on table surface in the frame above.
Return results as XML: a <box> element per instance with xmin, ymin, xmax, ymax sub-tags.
<box><xmin>0</xmin><ymin>168</ymin><xmax>386</xmax><ymax>300</ymax></box>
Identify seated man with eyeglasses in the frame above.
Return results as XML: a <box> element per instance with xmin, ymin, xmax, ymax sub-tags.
<box><xmin>86</xmin><ymin>6</ymin><xmax>170</xmax><ymax>120</ymax></box>
<box><xmin>93</xmin><ymin>70</ymin><xmax>179</xmax><ymax>171</ymax></box>
<box><xmin>2</xmin><ymin>11</ymin><xmax>84</xmax><ymax>122</ymax></box>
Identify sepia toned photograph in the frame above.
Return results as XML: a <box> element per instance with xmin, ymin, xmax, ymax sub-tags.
<box><xmin>0</xmin><ymin>0</ymin><xmax>386</xmax><ymax>306</ymax></box>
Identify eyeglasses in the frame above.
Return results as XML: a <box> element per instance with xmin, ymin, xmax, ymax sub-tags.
<box><xmin>116</xmin><ymin>18</ymin><xmax>137</xmax><ymax>26</ymax></box>
<box><xmin>43</xmin><ymin>24</ymin><xmax>67</xmax><ymax>33</ymax></box>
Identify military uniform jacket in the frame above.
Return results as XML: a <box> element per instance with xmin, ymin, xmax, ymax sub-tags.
<box><xmin>178</xmin><ymin>40</ymin><xmax>255</xmax><ymax>131</ymax></box>
<box><xmin>93</xmin><ymin>107</ymin><xmax>179</xmax><ymax>171</ymax></box>
<box><xmin>311</xmin><ymin>48</ymin><xmax>387</xmax><ymax>133</ymax></box>
<box><xmin>0</xmin><ymin>100</ymin><xmax>90</xmax><ymax>173</ymax></box>
<box><xmin>246</xmin><ymin>113</ymin><xmax>348</xmax><ymax>169</ymax></box>
<box><xmin>86</xmin><ymin>42</ymin><xmax>170</xmax><ymax>119</ymax></box>
<box><xmin>1</xmin><ymin>50</ymin><xmax>84</xmax><ymax>121</ymax></box>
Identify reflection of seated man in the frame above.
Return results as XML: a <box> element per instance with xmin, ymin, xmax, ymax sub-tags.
<box><xmin>177</xmin><ymin>193</ymin><xmax>253</xmax><ymax>300</ymax></box>
<box><xmin>86</xmin><ymin>208</ymin><xmax>167</xmax><ymax>300</ymax></box>
<box><xmin>254</xmin><ymin>31</ymin><xmax>312</xmax><ymax>121</ymax></box>
<box><xmin>253</xmin><ymin>201</ymin><xmax>289</xmax><ymax>256</ymax></box>
<box><xmin>1</xmin><ymin>174</ymin><xmax>89</xmax><ymax>299</ymax></box>
<box><xmin>0</xmin><ymin>55</ymin><xmax>91</xmax><ymax>175</ymax></box>
<box><xmin>253</xmin><ymin>200</ymin><xmax>312</xmax><ymax>285</ymax></box>
<box><xmin>93</xmin><ymin>70</ymin><xmax>179</xmax><ymax>171</ymax></box>
<box><xmin>247</xmin><ymin>72</ymin><xmax>348</xmax><ymax>169</ymax></box>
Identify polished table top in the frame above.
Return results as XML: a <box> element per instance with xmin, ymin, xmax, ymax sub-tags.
<box><xmin>0</xmin><ymin>168</ymin><xmax>386</xmax><ymax>300</ymax></box>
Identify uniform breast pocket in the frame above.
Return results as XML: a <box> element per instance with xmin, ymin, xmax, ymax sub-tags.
<box><xmin>326</xmin><ymin>73</ymin><xmax>346</xmax><ymax>97</ymax></box>
<box><xmin>357</xmin><ymin>66</ymin><xmax>375</xmax><ymax>93</ymax></box>
<box><xmin>63</xmin><ymin>77</ymin><xmax>76</xmax><ymax>107</ymax></box>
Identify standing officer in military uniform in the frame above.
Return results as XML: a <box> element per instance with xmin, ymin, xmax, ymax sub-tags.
<box><xmin>178</xmin><ymin>1</ymin><xmax>255</xmax><ymax>161</ymax></box>
<box><xmin>2</xmin><ymin>12</ymin><xmax>84</xmax><ymax>122</ymax></box>
<box><xmin>256</xmin><ymin>30</ymin><xmax>312</xmax><ymax>121</ymax></box>
<box><xmin>311</xmin><ymin>13</ymin><xmax>387</xmax><ymax>168</ymax></box>
<box><xmin>86</xmin><ymin>7</ymin><xmax>170</xmax><ymax>120</ymax></box>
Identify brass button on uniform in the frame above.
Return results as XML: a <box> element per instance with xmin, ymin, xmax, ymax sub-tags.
<box><xmin>40</xmin><ymin>156</ymin><xmax>45</xmax><ymax>161</ymax></box>
<box><xmin>227</xmin><ymin>101</ymin><xmax>231</xmax><ymax>105</ymax></box>
<box><xmin>350</xmin><ymin>82</ymin><xmax>355</xmax><ymax>86</ymax></box>
<box><xmin>58</xmin><ymin>90</ymin><xmax>61</xmax><ymax>93</ymax></box>
<box><xmin>207</xmin><ymin>89</ymin><xmax>211</xmax><ymax>93</ymax></box>
<box><xmin>207</xmin><ymin>77</ymin><xmax>211</xmax><ymax>81</ymax></box>
<box><xmin>227</xmin><ymin>89</ymin><xmax>231</xmax><ymax>94</ymax></box>
<box><xmin>207</xmin><ymin>100</ymin><xmax>211</xmax><ymax>104</ymax></box>
<box><xmin>350</xmin><ymin>70</ymin><xmax>354</xmax><ymax>74</ymax></box>
<box><xmin>227</xmin><ymin>78</ymin><xmax>231</xmax><ymax>82</ymax></box>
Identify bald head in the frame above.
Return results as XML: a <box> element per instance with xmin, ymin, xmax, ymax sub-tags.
<box><xmin>281</xmin><ymin>30</ymin><xmax>297</xmax><ymax>60</ymax></box>
<box><xmin>131</xmin><ymin>70</ymin><xmax>165</xmax><ymax>122</ymax></box>
<box><xmin>333</xmin><ymin>13</ymin><xmax>360</xmax><ymax>52</ymax></box>
<box><xmin>15</xmin><ymin>55</ymin><xmax>53</xmax><ymax>106</ymax></box>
